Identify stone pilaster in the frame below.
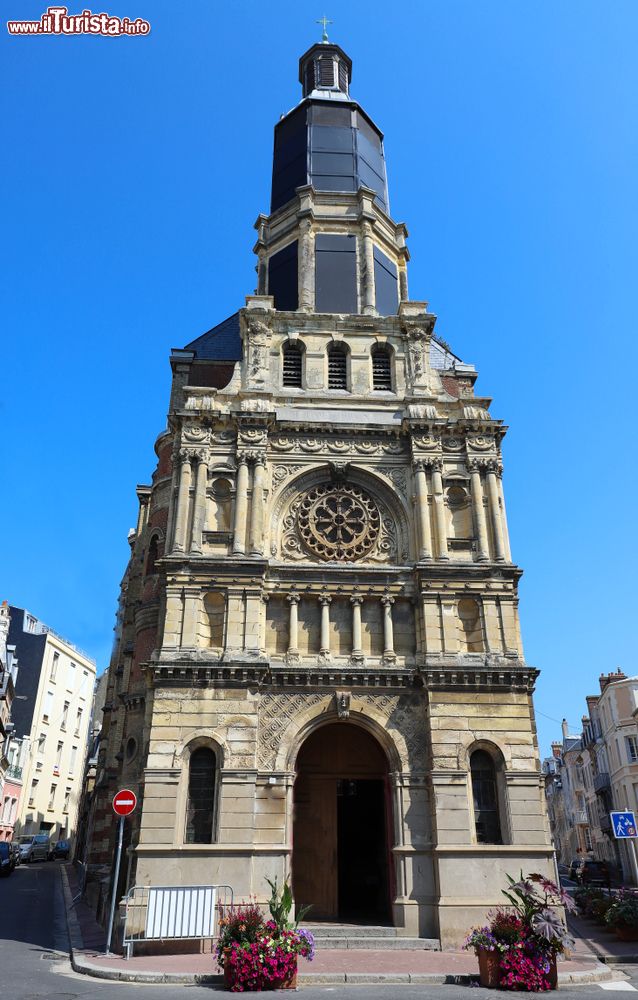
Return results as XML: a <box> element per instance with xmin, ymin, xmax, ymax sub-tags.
<box><xmin>190</xmin><ymin>451</ymin><xmax>208</xmax><ymax>554</ymax></box>
<box><xmin>381</xmin><ymin>594</ymin><xmax>395</xmax><ymax>662</ymax></box>
<box><xmin>468</xmin><ymin>463</ymin><xmax>489</xmax><ymax>562</ymax></box>
<box><xmin>413</xmin><ymin>461</ymin><xmax>433</xmax><ymax>560</ymax></box>
<box><xmin>232</xmin><ymin>455</ymin><xmax>250</xmax><ymax>555</ymax></box>
<box><xmin>362</xmin><ymin>221</ymin><xmax>376</xmax><ymax>316</ymax></box>
<box><xmin>430</xmin><ymin>460</ymin><xmax>449</xmax><ymax>561</ymax></box>
<box><xmin>319</xmin><ymin>596</ymin><xmax>332</xmax><ymax>657</ymax></box>
<box><xmin>173</xmin><ymin>451</ymin><xmax>192</xmax><ymax>553</ymax></box>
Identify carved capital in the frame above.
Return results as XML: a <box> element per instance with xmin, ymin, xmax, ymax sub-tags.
<box><xmin>350</xmin><ymin>595</ymin><xmax>364</xmax><ymax>608</ymax></box>
<box><xmin>381</xmin><ymin>594</ymin><xmax>395</xmax><ymax>608</ymax></box>
<box><xmin>319</xmin><ymin>595</ymin><xmax>332</xmax><ymax>607</ymax></box>
<box><xmin>287</xmin><ymin>593</ymin><xmax>300</xmax><ymax>606</ymax></box>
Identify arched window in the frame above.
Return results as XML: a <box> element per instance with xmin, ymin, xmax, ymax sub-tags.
<box><xmin>371</xmin><ymin>346</ymin><xmax>392</xmax><ymax>391</ymax></box>
<box><xmin>470</xmin><ymin>749</ymin><xmax>502</xmax><ymax>844</ymax></box>
<box><xmin>328</xmin><ymin>343</ymin><xmax>348</xmax><ymax>390</ymax></box>
<box><xmin>146</xmin><ymin>535</ymin><xmax>159</xmax><ymax>575</ymax></box>
<box><xmin>282</xmin><ymin>341</ymin><xmax>303</xmax><ymax>388</ymax></box>
<box><xmin>185</xmin><ymin>747</ymin><xmax>216</xmax><ymax>843</ymax></box>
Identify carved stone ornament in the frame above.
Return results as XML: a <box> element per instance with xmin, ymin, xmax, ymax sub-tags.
<box><xmin>245</xmin><ymin>317</ymin><xmax>272</xmax><ymax>386</ymax></box>
<box><xmin>336</xmin><ymin>691</ymin><xmax>351</xmax><ymax>719</ymax></box>
<box><xmin>297</xmin><ymin>484</ymin><xmax>381</xmax><ymax>562</ymax></box>
<box><xmin>183</xmin><ymin>423</ymin><xmax>208</xmax><ymax>443</ymax></box>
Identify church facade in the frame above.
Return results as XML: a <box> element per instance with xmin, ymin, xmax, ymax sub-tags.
<box><xmin>89</xmin><ymin>41</ymin><xmax>553</xmax><ymax>946</ymax></box>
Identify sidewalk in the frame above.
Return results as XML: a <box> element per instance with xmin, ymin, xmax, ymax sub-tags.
<box><xmin>568</xmin><ymin>912</ymin><xmax>638</xmax><ymax>965</ymax></box>
<box><xmin>60</xmin><ymin>866</ymin><xmax>615</xmax><ymax>986</ymax></box>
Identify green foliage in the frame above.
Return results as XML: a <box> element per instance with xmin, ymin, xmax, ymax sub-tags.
<box><xmin>605</xmin><ymin>892</ymin><xmax>638</xmax><ymax>929</ymax></box>
<box><xmin>265</xmin><ymin>875</ymin><xmax>312</xmax><ymax>931</ymax></box>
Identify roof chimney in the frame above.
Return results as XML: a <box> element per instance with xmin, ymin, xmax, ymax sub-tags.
<box><xmin>600</xmin><ymin>670</ymin><xmax>627</xmax><ymax>692</ymax></box>
<box><xmin>551</xmin><ymin>741</ymin><xmax>562</xmax><ymax>759</ymax></box>
<box><xmin>562</xmin><ymin>718</ymin><xmax>569</xmax><ymax>740</ymax></box>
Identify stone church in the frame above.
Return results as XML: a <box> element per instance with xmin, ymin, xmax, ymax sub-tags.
<box><xmin>89</xmin><ymin>39</ymin><xmax>553</xmax><ymax>946</ymax></box>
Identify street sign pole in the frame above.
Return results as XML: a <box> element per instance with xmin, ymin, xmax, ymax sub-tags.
<box><xmin>105</xmin><ymin>814</ymin><xmax>125</xmax><ymax>955</ymax></box>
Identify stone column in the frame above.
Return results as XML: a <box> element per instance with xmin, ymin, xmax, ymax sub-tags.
<box><xmin>351</xmin><ymin>595</ymin><xmax>364</xmax><ymax>657</ymax></box>
<box><xmin>413</xmin><ymin>461</ymin><xmax>432</xmax><ymax>560</ymax></box>
<box><xmin>362</xmin><ymin>221</ymin><xmax>376</xmax><ymax>316</ymax></box>
<box><xmin>319</xmin><ymin>596</ymin><xmax>332</xmax><ymax>657</ymax></box>
<box><xmin>381</xmin><ymin>594</ymin><xmax>395</xmax><ymax>661</ymax></box>
<box><xmin>430</xmin><ymin>461</ymin><xmax>449</xmax><ymax>560</ymax></box>
<box><xmin>190</xmin><ymin>452</ymin><xmax>208</xmax><ymax>553</ymax></box>
<box><xmin>173</xmin><ymin>451</ymin><xmax>192</xmax><ymax>553</ymax></box>
<box><xmin>469</xmin><ymin>463</ymin><xmax>489</xmax><ymax>562</ymax></box>
<box><xmin>399</xmin><ymin>264</ymin><xmax>409</xmax><ymax>302</ymax></box>
<box><xmin>498</xmin><ymin>475</ymin><xmax>512</xmax><ymax>561</ymax></box>
<box><xmin>298</xmin><ymin>219</ymin><xmax>315</xmax><ymax>312</ymax></box>
<box><xmin>249</xmin><ymin>457</ymin><xmax>266</xmax><ymax>556</ymax></box>
<box><xmin>232</xmin><ymin>455</ymin><xmax>250</xmax><ymax>555</ymax></box>
<box><xmin>486</xmin><ymin>464</ymin><xmax>506</xmax><ymax>562</ymax></box>
<box><xmin>287</xmin><ymin>594</ymin><xmax>300</xmax><ymax>658</ymax></box>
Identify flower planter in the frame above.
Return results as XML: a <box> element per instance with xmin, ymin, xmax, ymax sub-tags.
<box><xmin>477</xmin><ymin>948</ymin><xmax>501</xmax><ymax>988</ymax></box>
<box><xmin>615</xmin><ymin>926</ymin><xmax>638</xmax><ymax>942</ymax></box>
<box><xmin>547</xmin><ymin>955</ymin><xmax>558</xmax><ymax>990</ymax></box>
<box><xmin>223</xmin><ymin>955</ymin><xmax>298</xmax><ymax>992</ymax></box>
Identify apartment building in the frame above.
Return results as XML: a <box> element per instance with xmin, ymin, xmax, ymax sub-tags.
<box><xmin>0</xmin><ymin>601</ymin><xmax>20</xmax><ymax>838</ymax></box>
<box><xmin>544</xmin><ymin>672</ymin><xmax>638</xmax><ymax>884</ymax></box>
<box><xmin>8</xmin><ymin>606</ymin><xmax>96</xmax><ymax>844</ymax></box>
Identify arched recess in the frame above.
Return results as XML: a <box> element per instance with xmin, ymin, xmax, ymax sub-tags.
<box><xmin>269</xmin><ymin>464</ymin><xmax>412</xmax><ymax>564</ymax></box>
<box><xmin>464</xmin><ymin>739</ymin><xmax>510</xmax><ymax>845</ymax></box>
<box><xmin>145</xmin><ymin>529</ymin><xmax>164</xmax><ymax>576</ymax></box>
<box><xmin>174</xmin><ymin>733</ymin><xmax>226</xmax><ymax>845</ymax></box>
<box><xmin>292</xmin><ymin>720</ymin><xmax>395</xmax><ymax>922</ymax></box>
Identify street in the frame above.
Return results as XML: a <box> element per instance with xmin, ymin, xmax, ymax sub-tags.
<box><xmin>1</xmin><ymin>861</ymin><xmax>638</xmax><ymax>1000</ymax></box>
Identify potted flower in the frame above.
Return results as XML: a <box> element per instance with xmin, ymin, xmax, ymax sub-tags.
<box><xmin>464</xmin><ymin>872</ymin><xmax>575</xmax><ymax>991</ymax></box>
<box><xmin>604</xmin><ymin>891</ymin><xmax>638</xmax><ymax>941</ymax></box>
<box><xmin>216</xmin><ymin>877</ymin><xmax>314</xmax><ymax>992</ymax></box>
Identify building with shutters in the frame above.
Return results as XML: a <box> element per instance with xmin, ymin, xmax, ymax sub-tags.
<box><xmin>88</xmin><ymin>39</ymin><xmax>553</xmax><ymax>946</ymax></box>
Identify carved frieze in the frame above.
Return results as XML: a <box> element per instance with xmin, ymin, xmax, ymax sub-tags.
<box><xmin>269</xmin><ymin>434</ymin><xmax>406</xmax><ymax>457</ymax></box>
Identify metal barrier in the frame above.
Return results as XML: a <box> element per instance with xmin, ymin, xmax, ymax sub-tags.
<box><xmin>122</xmin><ymin>883</ymin><xmax>233</xmax><ymax>959</ymax></box>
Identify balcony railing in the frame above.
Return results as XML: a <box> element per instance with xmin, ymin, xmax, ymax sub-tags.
<box><xmin>594</xmin><ymin>772</ymin><xmax>611</xmax><ymax>793</ymax></box>
<box><xmin>576</xmin><ymin>809</ymin><xmax>588</xmax><ymax>824</ymax></box>
<box><xmin>6</xmin><ymin>764</ymin><xmax>22</xmax><ymax>780</ymax></box>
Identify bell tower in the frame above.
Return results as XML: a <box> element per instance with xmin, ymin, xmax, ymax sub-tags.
<box><xmin>256</xmin><ymin>40</ymin><xmax>407</xmax><ymax>317</ymax></box>
<box><xmin>90</xmin><ymin>33</ymin><xmax>553</xmax><ymax>949</ymax></box>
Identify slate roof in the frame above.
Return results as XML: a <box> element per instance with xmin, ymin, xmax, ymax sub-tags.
<box><xmin>184</xmin><ymin>312</ymin><xmax>242</xmax><ymax>361</ymax></box>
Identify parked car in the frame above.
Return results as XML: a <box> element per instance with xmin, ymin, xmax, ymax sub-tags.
<box><xmin>578</xmin><ymin>860</ymin><xmax>610</xmax><ymax>887</ymax></box>
<box><xmin>17</xmin><ymin>834</ymin><xmax>51</xmax><ymax>863</ymax></box>
<box><xmin>0</xmin><ymin>841</ymin><xmax>16</xmax><ymax>877</ymax></box>
<box><xmin>50</xmin><ymin>839</ymin><xmax>70</xmax><ymax>860</ymax></box>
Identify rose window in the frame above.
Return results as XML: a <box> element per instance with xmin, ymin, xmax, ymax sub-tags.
<box><xmin>297</xmin><ymin>484</ymin><xmax>381</xmax><ymax>561</ymax></box>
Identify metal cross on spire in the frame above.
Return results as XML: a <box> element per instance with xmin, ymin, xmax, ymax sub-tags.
<box><xmin>316</xmin><ymin>14</ymin><xmax>333</xmax><ymax>42</ymax></box>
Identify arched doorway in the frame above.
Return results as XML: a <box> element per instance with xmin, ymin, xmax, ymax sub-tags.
<box><xmin>292</xmin><ymin>723</ymin><xmax>392</xmax><ymax>923</ymax></box>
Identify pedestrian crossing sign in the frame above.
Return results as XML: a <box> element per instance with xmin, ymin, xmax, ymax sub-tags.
<box><xmin>611</xmin><ymin>811</ymin><xmax>638</xmax><ymax>838</ymax></box>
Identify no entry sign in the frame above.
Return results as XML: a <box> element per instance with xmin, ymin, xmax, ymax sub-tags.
<box><xmin>112</xmin><ymin>788</ymin><xmax>137</xmax><ymax>817</ymax></box>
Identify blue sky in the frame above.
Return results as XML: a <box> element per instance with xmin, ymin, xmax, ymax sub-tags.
<box><xmin>2</xmin><ymin>0</ymin><xmax>636</xmax><ymax>755</ymax></box>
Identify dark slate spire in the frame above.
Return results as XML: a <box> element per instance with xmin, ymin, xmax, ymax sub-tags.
<box><xmin>270</xmin><ymin>42</ymin><xmax>389</xmax><ymax>215</ymax></box>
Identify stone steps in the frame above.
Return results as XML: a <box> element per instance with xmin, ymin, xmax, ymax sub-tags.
<box><xmin>305</xmin><ymin>923</ymin><xmax>440</xmax><ymax>950</ymax></box>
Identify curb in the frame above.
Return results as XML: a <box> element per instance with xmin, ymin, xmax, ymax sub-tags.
<box><xmin>69</xmin><ymin>952</ymin><xmax>614</xmax><ymax>986</ymax></box>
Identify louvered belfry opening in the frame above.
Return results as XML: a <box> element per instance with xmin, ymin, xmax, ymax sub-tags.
<box><xmin>318</xmin><ymin>56</ymin><xmax>335</xmax><ymax>87</ymax></box>
<box><xmin>282</xmin><ymin>341</ymin><xmax>303</xmax><ymax>387</ymax></box>
<box><xmin>328</xmin><ymin>344</ymin><xmax>348</xmax><ymax>389</ymax></box>
<box><xmin>372</xmin><ymin>346</ymin><xmax>392</xmax><ymax>391</ymax></box>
